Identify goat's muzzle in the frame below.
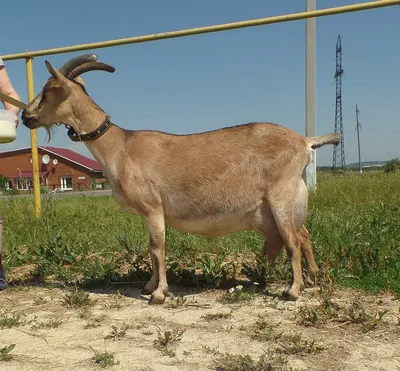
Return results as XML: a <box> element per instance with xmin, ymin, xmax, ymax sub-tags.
<box><xmin>21</xmin><ymin>109</ymin><xmax>37</xmax><ymax>129</ymax></box>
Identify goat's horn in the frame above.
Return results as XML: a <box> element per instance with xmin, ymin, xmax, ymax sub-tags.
<box><xmin>68</xmin><ymin>61</ymin><xmax>115</xmax><ymax>80</ymax></box>
<box><xmin>58</xmin><ymin>54</ymin><xmax>98</xmax><ymax>76</ymax></box>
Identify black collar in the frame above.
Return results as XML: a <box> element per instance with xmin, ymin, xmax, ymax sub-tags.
<box><xmin>66</xmin><ymin>116</ymin><xmax>113</xmax><ymax>142</ymax></box>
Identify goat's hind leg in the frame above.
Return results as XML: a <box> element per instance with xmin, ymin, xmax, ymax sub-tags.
<box><xmin>261</xmin><ymin>225</ymin><xmax>319</xmax><ymax>287</ymax></box>
<box><xmin>299</xmin><ymin>225</ymin><xmax>319</xmax><ymax>287</ymax></box>
<box><xmin>269</xmin><ymin>197</ymin><xmax>304</xmax><ymax>300</ymax></box>
<box><xmin>294</xmin><ymin>180</ymin><xmax>319</xmax><ymax>287</ymax></box>
<box><xmin>141</xmin><ymin>214</ymin><xmax>169</xmax><ymax>304</ymax></box>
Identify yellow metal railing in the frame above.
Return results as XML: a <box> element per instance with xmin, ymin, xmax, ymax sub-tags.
<box><xmin>1</xmin><ymin>0</ymin><xmax>399</xmax><ymax>216</ymax></box>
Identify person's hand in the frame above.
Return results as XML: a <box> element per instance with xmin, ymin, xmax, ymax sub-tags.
<box><xmin>15</xmin><ymin>114</ymin><xmax>19</xmax><ymax>127</ymax></box>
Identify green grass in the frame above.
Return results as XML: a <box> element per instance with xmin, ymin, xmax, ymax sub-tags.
<box><xmin>1</xmin><ymin>171</ymin><xmax>399</xmax><ymax>295</ymax></box>
<box><xmin>307</xmin><ymin>171</ymin><xmax>400</xmax><ymax>294</ymax></box>
<box><xmin>0</xmin><ymin>344</ymin><xmax>16</xmax><ymax>362</ymax></box>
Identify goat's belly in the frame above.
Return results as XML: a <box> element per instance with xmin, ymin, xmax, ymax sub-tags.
<box><xmin>165</xmin><ymin>214</ymin><xmax>254</xmax><ymax>236</ymax></box>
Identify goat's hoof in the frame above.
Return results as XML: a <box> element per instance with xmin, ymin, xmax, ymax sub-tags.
<box><xmin>148</xmin><ymin>293</ymin><xmax>166</xmax><ymax>305</ymax></box>
<box><xmin>304</xmin><ymin>276</ymin><xmax>315</xmax><ymax>288</ymax></box>
<box><xmin>282</xmin><ymin>289</ymin><xmax>299</xmax><ymax>301</ymax></box>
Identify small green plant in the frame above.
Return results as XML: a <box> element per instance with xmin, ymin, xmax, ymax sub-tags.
<box><xmin>202</xmin><ymin>345</ymin><xmax>220</xmax><ymax>355</ymax></box>
<box><xmin>89</xmin><ymin>347</ymin><xmax>119</xmax><ymax>368</ymax></box>
<box><xmin>213</xmin><ymin>350</ymin><xmax>291</xmax><ymax>371</ymax></box>
<box><xmin>201</xmin><ymin>311</ymin><xmax>232</xmax><ymax>321</ymax></box>
<box><xmin>64</xmin><ymin>288</ymin><xmax>91</xmax><ymax>308</ymax></box>
<box><xmin>0</xmin><ymin>344</ymin><xmax>15</xmax><ymax>362</ymax></box>
<box><xmin>103</xmin><ymin>291</ymin><xmax>124</xmax><ymax>310</ymax></box>
<box><xmin>31</xmin><ymin>318</ymin><xmax>63</xmax><ymax>330</ymax></box>
<box><xmin>105</xmin><ymin>324</ymin><xmax>129</xmax><ymax>340</ymax></box>
<box><xmin>297</xmin><ymin>305</ymin><xmax>321</xmax><ymax>326</ymax></box>
<box><xmin>167</xmin><ymin>294</ymin><xmax>187</xmax><ymax>308</ymax></box>
<box><xmin>360</xmin><ymin>309</ymin><xmax>389</xmax><ymax>333</ymax></box>
<box><xmin>276</xmin><ymin>333</ymin><xmax>324</xmax><ymax>355</ymax></box>
<box><xmin>0</xmin><ymin>313</ymin><xmax>24</xmax><ymax>329</ymax></box>
<box><xmin>197</xmin><ymin>253</ymin><xmax>234</xmax><ymax>288</ymax></box>
<box><xmin>346</xmin><ymin>300</ymin><xmax>369</xmax><ymax>324</ymax></box>
<box><xmin>33</xmin><ymin>297</ymin><xmax>47</xmax><ymax>305</ymax></box>
<box><xmin>219</xmin><ymin>285</ymin><xmax>255</xmax><ymax>304</ymax></box>
<box><xmin>251</xmin><ymin>317</ymin><xmax>283</xmax><ymax>342</ymax></box>
<box><xmin>118</xmin><ymin>233</ymin><xmax>150</xmax><ymax>277</ymax></box>
<box><xmin>153</xmin><ymin>327</ymin><xmax>185</xmax><ymax>357</ymax></box>
<box><xmin>83</xmin><ymin>317</ymin><xmax>104</xmax><ymax>329</ymax></box>
<box><xmin>241</xmin><ymin>254</ymin><xmax>272</xmax><ymax>287</ymax></box>
<box><xmin>79</xmin><ymin>311</ymin><xmax>106</xmax><ymax>329</ymax></box>
<box><xmin>296</xmin><ymin>267</ymin><xmax>341</xmax><ymax>327</ymax></box>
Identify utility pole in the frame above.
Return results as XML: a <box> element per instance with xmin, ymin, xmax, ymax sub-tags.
<box><xmin>305</xmin><ymin>0</ymin><xmax>316</xmax><ymax>191</ymax></box>
<box><xmin>332</xmin><ymin>34</ymin><xmax>345</xmax><ymax>170</ymax></box>
<box><xmin>355</xmin><ymin>104</ymin><xmax>362</xmax><ymax>173</ymax></box>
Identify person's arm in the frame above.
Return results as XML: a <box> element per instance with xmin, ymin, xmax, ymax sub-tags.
<box><xmin>0</xmin><ymin>59</ymin><xmax>21</xmax><ymax>124</ymax></box>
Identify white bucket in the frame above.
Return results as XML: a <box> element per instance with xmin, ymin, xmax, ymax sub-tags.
<box><xmin>0</xmin><ymin>109</ymin><xmax>17</xmax><ymax>144</ymax></box>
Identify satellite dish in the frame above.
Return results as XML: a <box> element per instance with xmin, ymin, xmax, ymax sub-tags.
<box><xmin>53</xmin><ymin>159</ymin><xmax>58</xmax><ymax>166</ymax></box>
<box><xmin>42</xmin><ymin>154</ymin><xmax>50</xmax><ymax>164</ymax></box>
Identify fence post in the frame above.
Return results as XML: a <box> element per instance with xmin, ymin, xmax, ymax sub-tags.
<box><xmin>305</xmin><ymin>0</ymin><xmax>317</xmax><ymax>191</ymax></box>
<box><xmin>25</xmin><ymin>57</ymin><xmax>41</xmax><ymax>216</ymax></box>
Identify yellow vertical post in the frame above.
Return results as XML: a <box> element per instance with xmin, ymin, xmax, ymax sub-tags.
<box><xmin>25</xmin><ymin>57</ymin><xmax>41</xmax><ymax>216</ymax></box>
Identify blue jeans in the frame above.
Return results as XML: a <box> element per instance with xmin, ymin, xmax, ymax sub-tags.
<box><xmin>0</xmin><ymin>267</ymin><xmax>7</xmax><ymax>290</ymax></box>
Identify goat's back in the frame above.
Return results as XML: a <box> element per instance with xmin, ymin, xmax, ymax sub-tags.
<box><xmin>125</xmin><ymin>122</ymin><xmax>309</xmax><ymax>179</ymax></box>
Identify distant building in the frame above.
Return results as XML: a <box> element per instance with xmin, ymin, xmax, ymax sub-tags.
<box><xmin>0</xmin><ymin>146</ymin><xmax>106</xmax><ymax>192</ymax></box>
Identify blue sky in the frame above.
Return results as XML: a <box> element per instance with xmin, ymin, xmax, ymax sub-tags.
<box><xmin>1</xmin><ymin>0</ymin><xmax>399</xmax><ymax>166</ymax></box>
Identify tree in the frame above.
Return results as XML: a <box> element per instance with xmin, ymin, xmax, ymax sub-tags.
<box><xmin>384</xmin><ymin>158</ymin><xmax>400</xmax><ymax>173</ymax></box>
<box><xmin>0</xmin><ymin>174</ymin><xmax>10</xmax><ymax>192</ymax></box>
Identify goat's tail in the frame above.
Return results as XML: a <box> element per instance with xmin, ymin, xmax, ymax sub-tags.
<box><xmin>306</xmin><ymin>133</ymin><xmax>340</xmax><ymax>149</ymax></box>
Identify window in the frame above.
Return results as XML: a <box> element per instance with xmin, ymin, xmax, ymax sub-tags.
<box><xmin>6</xmin><ymin>180</ymin><xmax>12</xmax><ymax>190</ymax></box>
<box><xmin>61</xmin><ymin>176</ymin><xmax>73</xmax><ymax>191</ymax></box>
<box><xmin>16</xmin><ymin>178</ymin><xmax>33</xmax><ymax>190</ymax></box>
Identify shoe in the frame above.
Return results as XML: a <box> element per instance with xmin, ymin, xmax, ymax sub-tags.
<box><xmin>0</xmin><ymin>269</ymin><xmax>8</xmax><ymax>290</ymax></box>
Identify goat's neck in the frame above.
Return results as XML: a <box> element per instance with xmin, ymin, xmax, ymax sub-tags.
<box><xmin>70</xmin><ymin>103</ymin><xmax>126</xmax><ymax>176</ymax></box>
<box><xmin>70</xmin><ymin>100</ymin><xmax>108</xmax><ymax>136</ymax></box>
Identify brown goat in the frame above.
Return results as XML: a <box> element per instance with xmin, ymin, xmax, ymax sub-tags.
<box><xmin>22</xmin><ymin>54</ymin><xmax>340</xmax><ymax>304</ymax></box>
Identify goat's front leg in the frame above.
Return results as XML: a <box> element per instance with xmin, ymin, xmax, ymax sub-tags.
<box><xmin>142</xmin><ymin>214</ymin><xmax>169</xmax><ymax>304</ymax></box>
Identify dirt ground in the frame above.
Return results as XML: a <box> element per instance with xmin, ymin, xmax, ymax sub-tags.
<box><xmin>0</xmin><ymin>279</ymin><xmax>399</xmax><ymax>371</ymax></box>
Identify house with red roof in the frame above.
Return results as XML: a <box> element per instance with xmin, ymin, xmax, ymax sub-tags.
<box><xmin>0</xmin><ymin>146</ymin><xmax>106</xmax><ymax>192</ymax></box>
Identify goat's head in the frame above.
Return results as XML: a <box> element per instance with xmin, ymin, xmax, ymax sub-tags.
<box><xmin>21</xmin><ymin>54</ymin><xmax>115</xmax><ymax>138</ymax></box>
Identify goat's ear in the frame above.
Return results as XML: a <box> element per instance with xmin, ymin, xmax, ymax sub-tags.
<box><xmin>74</xmin><ymin>76</ymin><xmax>86</xmax><ymax>87</ymax></box>
<box><xmin>45</xmin><ymin>60</ymin><xmax>70</xmax><ymax>89</ymax></box>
